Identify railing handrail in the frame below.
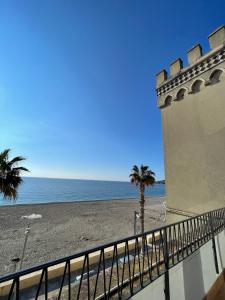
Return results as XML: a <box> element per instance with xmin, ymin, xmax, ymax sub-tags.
<box><xmin>0</xmin><ymin>206</ymin><xmax>224</xmax><ymax>282</ymax></box>
<box><xmin>1</xmin><ymin>206</ymin><xmax>225</xmax><ymax>300</ymax></box>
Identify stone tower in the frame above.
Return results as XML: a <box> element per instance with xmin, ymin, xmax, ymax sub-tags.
<box><xmin>156</xmin><ymin>25</ymin><xmax>225</xmax><ymax>222</ymax></box>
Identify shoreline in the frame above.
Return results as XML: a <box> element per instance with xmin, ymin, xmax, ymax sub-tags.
<box><xmin>0</xmin><ymin>196</ymin><xmax>165</xmax><ymax>275</ymax></box>
<box><xmin>0</xmin><ymin>195</ymin><xmax>165</xmax><ymax>207</ymax></box>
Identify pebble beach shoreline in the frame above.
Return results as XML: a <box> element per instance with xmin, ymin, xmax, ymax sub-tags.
<box><xmin>0</xmin><ymin>196</ymin><xmax>165</xmax><ymax>276</ymax></box>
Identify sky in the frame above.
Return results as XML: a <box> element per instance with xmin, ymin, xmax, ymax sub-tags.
<box><xmin>0</xmin><ymin>1</ymin><xmax>225</xmax><ymax>181</ymax></box>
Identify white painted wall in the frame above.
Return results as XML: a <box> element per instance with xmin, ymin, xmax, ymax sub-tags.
<box><xmin>216</xmin><ymin>230</ymin><xmax>225</xmax><ymax>273</ymax></box>
<box><xmin>133</xmin><ymin>230</ymin><xmax>225</xmax><ymax>300</ymax></box>
<box><xmin>131</xmin><ymin>275</ymin><xmax>165</xmax><ymax>300</ymax></box>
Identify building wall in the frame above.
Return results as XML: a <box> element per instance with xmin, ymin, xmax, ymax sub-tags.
<box><xmin>156</xmin><ymin>26</ymin><xmax>225</xmax><ymax>222</ymax></box>
<box><xmin>162</xmin><ymin>65</ymin><xmax>225</xmax><ymax>215</ymax></box>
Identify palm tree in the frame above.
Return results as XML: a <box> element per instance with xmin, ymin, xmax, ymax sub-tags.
<box><xmin>0</xmin><ymin>149</ymin><xmax>29</xmax><ymax>200</ymax></box>
<box><xmin>130</xmin><ymin>165</ymin><xmax>155</xmax><ymax>235</ymax></box>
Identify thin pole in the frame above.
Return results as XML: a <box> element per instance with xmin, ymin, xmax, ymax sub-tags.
<box><xmin>134</xmin><ymin>211</ymin><xmax>140</xmax><ymax>235</ymax></box>
<box><xmin>134</xmin><ymin>211</ymin><xmax>137</xmax><ymax>235</ymax></box>
<box><xmin>163</xmin><ymin>201</ymin><xmax>167</xmax><ymax>222</ymax></box>
<box><xmin>209</xmin><ymin>213</ymin><xmax>219</xmax><ymax>274</ymax></box>
<box><xmin>20</xmin><ymin>225</ymin><xmax>30</xmax><ymax>270</ymax></box>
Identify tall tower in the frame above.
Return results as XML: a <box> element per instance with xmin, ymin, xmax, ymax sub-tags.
<box><xmin>156</xmin><ymin>26</ymin><xmax>225</xmax><ymax>222</ymax></box>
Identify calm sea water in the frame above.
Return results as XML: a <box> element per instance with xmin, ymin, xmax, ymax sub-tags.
<box><xmin>0</xmin><ymin>177</ymin><xmax>165</xmax><ymax>206</ymax></box>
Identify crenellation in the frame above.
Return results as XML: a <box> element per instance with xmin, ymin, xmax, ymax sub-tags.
<box><xmin>187</xmin><ymin>44</ymin><xmax>202</xmax><ymax>65</ymax></box>
<box><xmin>208</xmin><ymin>25</ymin><xmax>225</xmax><ymax>49</ymax></box>
<box><xmin>156</xmin><ymin>69</ymin><xmax>167</xmax><ymax>88</ymax></box>
<box><xmin>170</xmin><ymin>58</ymin><xmax>183</xmax><ymax>77</ymax></box>
<box><xmin>156</xmin><ymin>25</ymin><xmax>225</xmax><ymax>97</ymax></box>
<box><xmin>156</xmin><ymin>46</ymin><xmax>225</xmax><ymax>98</ymax></box>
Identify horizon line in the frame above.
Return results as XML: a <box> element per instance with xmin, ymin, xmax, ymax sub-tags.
<box><xmin>23</xmin><ymin>175</ymin><xmax>165</xmax><ymax>183</ymax></box>
<box><xmin>23</xmin><ymin>175</ymin><xmax>130</xmax><ymax>183</ymax></box>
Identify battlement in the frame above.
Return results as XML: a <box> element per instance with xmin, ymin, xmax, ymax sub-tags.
<box><xmin>156</xmin><ymin>25</ymin><xmax>225</xmax><ymax>90</ymax></box>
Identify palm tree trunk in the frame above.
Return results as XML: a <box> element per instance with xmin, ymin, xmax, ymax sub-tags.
<box><xmin>139</xmin><ymin>184</ymin><xmax>145</xmax><ymax>235</ymax></box>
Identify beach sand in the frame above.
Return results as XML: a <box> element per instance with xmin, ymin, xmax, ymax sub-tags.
<box><xmin>0</xmin><ymin>197</ymin><xmax>165</xmax><ymax>276</ymax></box>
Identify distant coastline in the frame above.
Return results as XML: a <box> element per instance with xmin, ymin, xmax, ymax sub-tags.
<box><xmin>23</xmin><ymin>176</ymin><xmax>165</xmax><ymax>183</ymax></box>
<box><xmin>155</xmin><ymin>180</ymin><xmax>165</xmax><ymax>184</ymax></box>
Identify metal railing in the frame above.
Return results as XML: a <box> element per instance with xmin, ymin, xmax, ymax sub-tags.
<box><xmin>0</xmin><ymin>207</ymin><xmax>225</xmax><ymax>300</ymax></box>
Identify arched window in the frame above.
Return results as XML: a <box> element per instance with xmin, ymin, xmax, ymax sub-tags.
<box><xmin>176</xmin><ymin>88</ymin><xmax>186</xmax><ymax>101</ymax></box>
<box><xmin>191</xmin><ymin>79</ymin><xmax>204</xmax><ymax>93</ymax></box>
<box><xmin>209</xmin><ymin>69</ymin><xmax>224</xmax><ymax>84</ymax></box>
<box><xmin>163</xmin><ymin>95</ymin><xmax>172</xmax><ymax>107</ymax></box>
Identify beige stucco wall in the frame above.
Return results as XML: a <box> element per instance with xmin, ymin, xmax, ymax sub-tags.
<box><xmin>161</xmin><ymin>64</ymin><xmax>225</xmax><ymax>217</ymax></box>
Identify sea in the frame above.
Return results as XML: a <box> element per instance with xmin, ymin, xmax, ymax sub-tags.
<box><xmin>0</xmin><ymin>177</ymin><xmax>166</xmax><ymax>206</ymax></box>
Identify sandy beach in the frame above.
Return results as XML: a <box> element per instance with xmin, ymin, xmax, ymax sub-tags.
<box><xmin>0</xmin><ymin>197</ymin><xmax>165</xmax><ymax>276</ymax></box>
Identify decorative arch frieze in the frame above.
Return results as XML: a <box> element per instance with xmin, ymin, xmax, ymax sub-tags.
<box><xmin>156</xmin><ymin>47</ymin><xmax>225</xmax><ymax>97</ymax></box>
<box><xmin>209</xmin><ymin>68</ymin><xmax>225</xmax><ymax>84</ymax></box>
<box><xmin>190</xmin><ymin>79</ymin><xmax>205</xmax><ymax>94</ymax></box>
<box><xmin>162</xmin><ymin>95</ymin><xmax>172</xmax><ymax>108</ymax></box>
<box><xmin>175</xmin><ymin>88</ymin><xmax>187</xmax><ymax>101</ymax></box>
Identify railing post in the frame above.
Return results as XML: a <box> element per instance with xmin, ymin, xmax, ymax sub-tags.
<box><xmin>15</xmin><ymin>277</ymin><xmax>19</xmax><ymax>300</ymax></box>
<box><xmin>163</xmin><ymin>228</ymin><xmax>170</xmax><ymax>300</ymax></box>
<box><xmin>209</xmin><ymin>212</ymin><xmax>219</xmax><ymax>274</ymax></box>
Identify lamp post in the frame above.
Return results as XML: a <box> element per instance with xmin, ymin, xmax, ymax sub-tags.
<box><xmin>20</xmin><ymin>225</ymin><xmax>30</xmax><ymax>270</ymax></box>
<box><xmin>19</xmin><ymin>213</ymin><xmax>42</xmax><ymax>270</ymax></box>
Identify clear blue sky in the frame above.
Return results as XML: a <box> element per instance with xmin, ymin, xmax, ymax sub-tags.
<box><xmin>0</xmin><ymin>1</ymin><xmax>225</xmax><ymax>181</ymax></box>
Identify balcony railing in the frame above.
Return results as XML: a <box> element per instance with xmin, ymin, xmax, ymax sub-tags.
<box><xmin>0</xmin><ymin>207</ymin><xmax>225</xmax><ymax>300</ymax></box>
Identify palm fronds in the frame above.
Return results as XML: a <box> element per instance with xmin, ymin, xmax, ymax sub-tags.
<box><xmin>130</xmin><ymin>164</ymin><xmax>155</xmax><ymax>187</ymax></box>
<box><xmin>0</xmin><ymin>149</ymin><xmax>29</xmax><ymax>200</ymax></box>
